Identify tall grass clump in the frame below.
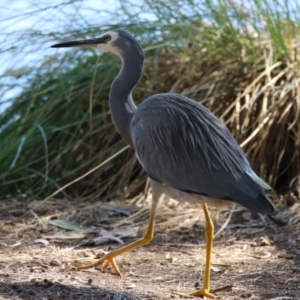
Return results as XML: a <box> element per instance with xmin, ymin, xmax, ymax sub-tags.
<box><xmin>0</xmin><ymin>0</ymin><xmax>299</xmax><ymax>205</ymax></box>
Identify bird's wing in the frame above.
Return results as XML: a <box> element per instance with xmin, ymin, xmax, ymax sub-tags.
<box><xmin>131</xmin><ymin>93</ymin><xmax>274</xmax><ymax>214</ymax></box>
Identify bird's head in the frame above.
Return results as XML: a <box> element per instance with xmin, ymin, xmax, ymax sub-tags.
<box><xmin>51</xmin><ymin>29</ymin><xmax>143</xmax><ymax>59</ymax></box>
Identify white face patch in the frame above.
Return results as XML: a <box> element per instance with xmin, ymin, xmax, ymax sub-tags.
<box><xmin>95</xmin><ymin>31</ymin><xmax>122</xmax><ymax>56</ymax></box>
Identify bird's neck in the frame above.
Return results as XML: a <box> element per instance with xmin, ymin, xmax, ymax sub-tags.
<box><xmin>109</xmin><ymin>51</ymin><xmax>143</xmax><ymax>147</ymax></box>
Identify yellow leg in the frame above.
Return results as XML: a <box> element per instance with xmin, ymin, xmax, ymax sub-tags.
<box><xmin>173</xmin><ymin>203</ymin><xmax>215</xmax><ymax>298</ymax></box>
<box><xmin>77</xmin><ymin>198</ymin><xmax>158</xmax><ymax>276</ymax></box>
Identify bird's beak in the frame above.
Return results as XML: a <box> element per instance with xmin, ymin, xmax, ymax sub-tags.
<box><xmin>51</xmin><ymin>37</ymin><xmax>107</xmax><ymax>48</ymax></box>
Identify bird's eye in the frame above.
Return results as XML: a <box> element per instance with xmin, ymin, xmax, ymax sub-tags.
<box><xmin>105</xmin><ymin>35</ymin><xmax>111</xmax><ymax>42</ymax></box>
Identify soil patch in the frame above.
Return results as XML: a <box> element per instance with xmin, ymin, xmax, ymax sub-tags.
<box><xmin>0</xmin><ymin>198</ymin><xmax>299</xmax><ymax>299</ymax></box>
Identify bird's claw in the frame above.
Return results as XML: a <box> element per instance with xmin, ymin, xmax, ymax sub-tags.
<box><xmin>172</xmin><ymin>289</ymin><xmax>216</xmax><ymax>298</ymax></box>
<box><xmin>76</xmin><ymin>254</ymin><xmax>122</xmax><ymax>277</ymax></box>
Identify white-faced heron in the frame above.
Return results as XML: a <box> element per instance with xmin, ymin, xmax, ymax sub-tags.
<box><xmin>52</xmin><ymin>30</ymin><xmax>274</xmax><ymax>298</ymax></box>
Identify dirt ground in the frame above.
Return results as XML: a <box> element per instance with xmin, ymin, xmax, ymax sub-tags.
<box><xmin>0</xmin><ymin>196</ymin><xmax>299</xmax><ymax>300</ymax></box>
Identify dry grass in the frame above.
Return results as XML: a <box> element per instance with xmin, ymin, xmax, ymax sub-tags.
<box><xmin>140</xmin><ymin>36</ymin><xmax>300</xmax><ymax>196</ymax></box>
<box><xmin>0</xmin><ymin>197</ymin><xmax>300</xmax><ymax>299</ymax></box>
<box><xmin>1</xmin><ymin>1</ymin><xmax>300</xmax><ymax>206</ymax></box>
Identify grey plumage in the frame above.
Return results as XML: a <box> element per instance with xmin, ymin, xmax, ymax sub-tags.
<box><xmin>132</xmin><ymin>93</ymin><xmax>273</xmax><ymax>213</ymax></box>
<box><xmin>51</xmin><ymin>29</ymin><xmax>274</xmax><ymax>214</ymax></box>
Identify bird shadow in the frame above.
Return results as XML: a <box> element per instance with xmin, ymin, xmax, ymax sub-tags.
<box><xmin>0</xmin><ymin>281</ymin><xmax>141</xmax><ymax>300</ymax></box>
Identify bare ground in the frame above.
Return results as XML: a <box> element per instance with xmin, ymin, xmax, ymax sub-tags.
<box><xmin>0</xmin><ymin>196</ymin><xmax>299</xmax><ymax>300</ymax></box>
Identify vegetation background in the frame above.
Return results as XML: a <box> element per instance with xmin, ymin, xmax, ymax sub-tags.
<box><xmin>1</xmin><ymin>0</ymin><xmax>299</xmax><ymax>208</ymax></box>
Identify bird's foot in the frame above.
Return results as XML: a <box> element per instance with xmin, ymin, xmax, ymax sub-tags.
<box><xmin>173</xmin><ymin>288</ymin><xmax>216</xmax><ymax>298</ymax></box>
<box><xmin>76</xmin><ymin>253</ymin><xmax>122</xmax><ymax>277</ymax></box>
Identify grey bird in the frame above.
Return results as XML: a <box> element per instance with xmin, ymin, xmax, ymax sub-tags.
<box><xmin>52</xmin><ymin>30</ymin><xmax>274</xmax><ymax>298</ymax></box>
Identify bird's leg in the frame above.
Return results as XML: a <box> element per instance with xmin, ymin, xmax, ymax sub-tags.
<box><xmin>173</xmin><ymin>203</ymin><xmax>215</xmax><ymax>298</ymax></box>
<box><xmin>77</xmin><ymin>196</ymin><xmax>159</xmax><ymax>276</ymax></box>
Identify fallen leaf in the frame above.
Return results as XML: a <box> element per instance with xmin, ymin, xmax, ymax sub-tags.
<box><xmin>91</xmin><ymin>226</ymin><xmax>137</xmax><ymax>245</ymax></box>
<box><xmin>211</xmin><ymin>266</ymin><xmax>221</xmax><ymax>272</ymax></box>
<box><xmin>0</xmin><ymin>241</ymin><xmax>8</xmax><ymax>247</ymax></box>
<box><xmin>34</xmin><ymin>239</ymin><xmax>50</xmax><ymax>246</ymax></box>
<box><xmin>212</xmin><ymin>285</ymin><xmax>233</xmax><ymax>293</ymax></box>
<box><xmin>49</xmin><ymin>219</ymin><xmax>95</xmax><ymax>233</ymax></box>
<box><xmin>102</xmin><ymin>205</ymin><xmax>131</xmax><ymax>217</ymax></box>
<box><xmin>112</xmin><ymin>226</ymin><xmax>137</xmax><ymax>238</ymax></box>
<box><xmin>277</xmin><ymin>254</ymin><xmax>296</xmax><ymax>259</ymax></box>
<box><xmin>251</xmin><ymin>251</ymin><xmax>272</xmax><ymax>259</ymax></box>
<box><xmin>259</xmin><ymin>236</ymin><xmax>272</xmax><ymax>246</ymax></box>
<box><xmin>226</xmin><ymin>223</ymin><xmax>260</xmax><ymax>229</ymax></box>
<box><xmin>185</xmin><ymin>263</ymin><xmax>196</xmax><ymax>267</ymax></box>
<box><xmin>93</xmin><ymin>229</ymin><xmax>124</xmax><ymax>245</ymax></box>
<box><xmin>42</xmin><ymin>232</ymin><xmax>86</xmax><ymax>240</ymax></box>
<box><xmin>10</xmin><ymin>242</ymin><xmax>21</xmax><ymax>248</ymax></box>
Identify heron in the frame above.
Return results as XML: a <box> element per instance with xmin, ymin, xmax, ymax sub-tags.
<box><xmin>52</xmin><ymin>30</ymin><xmax>274</xmax><ymax>298</ymax></box>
